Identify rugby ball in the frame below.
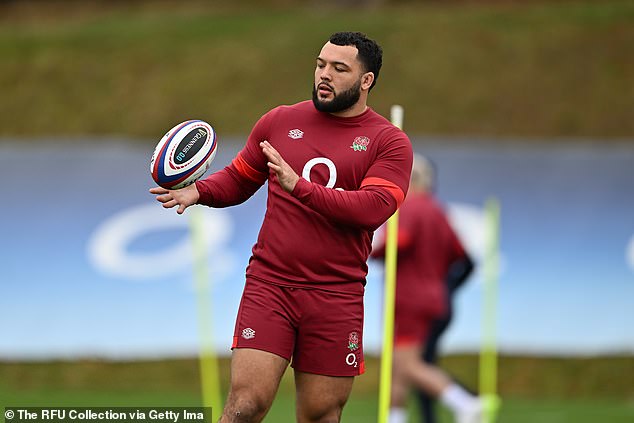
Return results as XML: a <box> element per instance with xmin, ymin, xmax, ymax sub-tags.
<box><xmin>150</xmin><ymin>120</ymin><xmax>217</xmax><ymax>190</ymax></box>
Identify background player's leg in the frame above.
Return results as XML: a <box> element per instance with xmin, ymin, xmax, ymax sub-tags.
<box><xmin>397</xmin><ymin>345</ymin><xmax>481</xmax><ymax>423</ymax></box>
<box><xmin>294</xmin><ymin>371</ymin><xmax>354</xmax><ymax>423</ymax></box>
<box><xmin>400</xmin><ymin>345</ymin><xmax>451</xmax><ymax>399</ymax></box>
<box><xmin>418</xmin><ymin>316</ymin><xmax>450</xmax><ymax>423</ymax></box>
<box><xmin>220</xmin><ymin>348</ymin><xmax>289</xmax><ymax>423</ymax></box>
<box><xmin>390</xmin><ymin>346</ymin><xmax>413</xmax><ymax>423</ymax></box>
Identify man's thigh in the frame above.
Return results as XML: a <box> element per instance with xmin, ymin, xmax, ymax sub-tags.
<box><xmin>294</xmin><ymin>371</ymin><xmax>354</xmax><ymax>423</ymax></box>
<box><xmin>226</xmin><ymin>348</ymin><xmax>289</xmax><ymax>409</ymax></box>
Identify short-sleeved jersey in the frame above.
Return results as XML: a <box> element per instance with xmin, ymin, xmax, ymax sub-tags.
<box><xmin>197</xmin><ymin>100</ymin><xmax>412</xmax><ymax>293</ymax></box>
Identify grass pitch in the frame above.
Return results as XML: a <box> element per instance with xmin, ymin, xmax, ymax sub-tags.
<box><xmin>2</xmin><ymin>355</ymin><xmax>633</xmax><ymax>422</ymax></box>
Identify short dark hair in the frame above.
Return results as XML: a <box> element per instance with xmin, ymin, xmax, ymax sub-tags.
<box><xmin>329</xmin><ymin>32</ymin><xmax>383</xmax><ymax>90</ymax></box>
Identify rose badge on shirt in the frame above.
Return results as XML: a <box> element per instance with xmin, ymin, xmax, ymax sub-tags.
<box><xmin>350</xmin><ymin>136</ymin><xmax>370</xmax><ymax>152</ymax></box>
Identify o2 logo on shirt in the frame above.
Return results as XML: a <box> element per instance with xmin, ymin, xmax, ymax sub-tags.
<box><xmin>302</xmin><ymin>157</ymin><xmax>344</xmax><ymax>191</ymax></box>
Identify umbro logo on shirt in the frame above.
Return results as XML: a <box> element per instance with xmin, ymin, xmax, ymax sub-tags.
<box><xmin>350</xmin><ymin>136</ymin><xmax>370</xmax><ymax>152</ymax></box>
<box><xmin>288</xmin><ymin>129</ymin><xmax>304</xmax><ymax>140</ymax></box>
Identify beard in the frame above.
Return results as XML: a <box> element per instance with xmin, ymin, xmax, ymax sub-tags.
<box><xmin>312</xmin><ymin>78</ymin><xmax>362</xmax><ymax>113</ymax></box>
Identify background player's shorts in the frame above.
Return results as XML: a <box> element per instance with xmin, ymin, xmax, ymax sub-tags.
<box><xmin>394</xmin><ymin>303</ymin><xmax>438</xmax><ymax>347</ymax></box>
<box><xmin>232</xmin><ymin>277</ymin><xmax>365</xmax><ymax>376</ymax></box>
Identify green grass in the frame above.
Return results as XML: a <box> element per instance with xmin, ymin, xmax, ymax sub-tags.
<box><xmin>3</xmin><ymin>390</ymin><xmax>634</xmax><ymax>423</ymax></box>
<box><xmin>2</xmin><ymin>355</ymin><xmax>634</xmax><ymax>422</ymax></box>
<box><xmin>0</xmin><ymin>0</ymin><xmax>633</xmax><ymax>139</ymax></box>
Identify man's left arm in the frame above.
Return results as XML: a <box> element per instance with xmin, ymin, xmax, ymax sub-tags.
<box><xmin>447</xmin><ymin>254</ymin><xmax>474</xmax><ymax>292</ymax></box>
<box><xmin>444</xmin><ymin>217</ymin><xmax>475</xmax><ymax>292</ymax></box>
<box><xmin>261</xmin><ymin>135</ymin><xmax>412</xmax><ymax>231</ymax></box>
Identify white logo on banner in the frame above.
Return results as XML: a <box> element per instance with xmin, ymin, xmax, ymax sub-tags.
<box><xmin>87</xmin><ymin>203</ymin><xmax>234</xmax><ymax>280</ymax></box>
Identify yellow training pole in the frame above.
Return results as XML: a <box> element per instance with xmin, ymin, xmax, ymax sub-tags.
<box><xmin>378</xmin><ymin>105</ymin><xmax>404</xmax><ymax>423</ymax></box>
<box><xmin>479</xmin><ymin>198</ymin><xmax>502</xmax><ymax>423</ymax></box>
<box><xmin>189</xmin><ymin>207</ymin><xmax>223</xmax><ymax>419</ymax></box>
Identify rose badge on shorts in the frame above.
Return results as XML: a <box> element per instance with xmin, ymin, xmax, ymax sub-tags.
<box><xmin>348</xmin><ymin>331</ymin><xmax>360</xmax><ymax>351</ymax></box>
<box><xmin>345</xmin><ymin>331</ymin><xmax>364</xmax><ymax>373</ymax></box>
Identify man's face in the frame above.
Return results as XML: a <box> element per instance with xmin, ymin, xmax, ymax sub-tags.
<box><xmin>312</xmin><ymin>42</ymin><xmax>366</xmax><ymax>113</ymax></box>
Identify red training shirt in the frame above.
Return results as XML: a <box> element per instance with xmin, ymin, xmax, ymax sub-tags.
<box><xmin>196</xmin><ymin>100</ymin><xmax>413</xmax><ymax>293</ymax></box>
<box><xmin>373</xmin><ymin>192</ymin><xmax>467</xmax><ymax>316</ymax></box>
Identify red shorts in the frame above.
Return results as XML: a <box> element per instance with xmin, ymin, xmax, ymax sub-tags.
<box><xmin>232</xmin><ymin>277</ymin><xmax>365</xmax><ymax>376</ymax></box>
<box><xmin>394</xmin><ymin>304</ymin><xmax>436</xmax><ymax>347</ymax></box>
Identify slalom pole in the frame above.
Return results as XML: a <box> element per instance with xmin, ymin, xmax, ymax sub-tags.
<box><xmin>479</xmin><ymin>197</ymin><xmax>502</xmax><ymax>423</ymax></box>
<box><xmin>189</xmin><ymin>207</ymin><xmax>223</xmax><ymax>419</ymax></box>
<box><xmin>378</xmin><ymin>105</ymin><xmax>404</xmax><ymax>423</ymax></box>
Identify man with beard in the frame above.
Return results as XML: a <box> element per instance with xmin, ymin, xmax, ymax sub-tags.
<box><xmin>150</xmin><ymin>32</ymin><xmax>412</xmax><ymax>423</ymax></box>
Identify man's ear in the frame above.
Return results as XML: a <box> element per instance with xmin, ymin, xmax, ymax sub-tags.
<box><xmin>361</xmin><ymin>72</ymin><xmax>374</xmax><ymax>91</ymax></box>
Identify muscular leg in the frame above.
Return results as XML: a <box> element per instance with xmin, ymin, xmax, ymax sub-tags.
<box><xmin>294</xmin><ymin>371</ymin><xmax>354</xmax><ymax>423</ymax></box>
<box><xmin>220</xmin><ymin>348</ymin><xmax>289</xmax><ymax>423</ymax></box>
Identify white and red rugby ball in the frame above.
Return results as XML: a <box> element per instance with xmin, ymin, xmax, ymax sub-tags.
<box><xmin>150</xmin><ymin>120</ymin><xmax>218</xmax><ymax>190</ymax></box>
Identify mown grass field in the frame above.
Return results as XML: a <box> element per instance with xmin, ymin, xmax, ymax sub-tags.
<box><xmin>2</xmin><ymin>355</ymin><xmax>633</xmax><ymax>422</ymax></box>
<box><xmin>0</xmin><ymin>0</ymin><xmax>632</xmax><ymax>140</ymax></box>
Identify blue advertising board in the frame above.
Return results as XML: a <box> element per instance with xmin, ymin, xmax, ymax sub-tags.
<box><xmin>1</xmin><ymin>138</ymin><xmax>633</xmax><ymax>358</ymax></box>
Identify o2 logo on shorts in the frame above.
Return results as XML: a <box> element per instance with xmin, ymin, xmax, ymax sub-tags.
<box><xmin>345</xmin><ymin>331</ymin><xmax>361</xmax><ymax>368</ymax></box>
<box><xmin>346</xmin><ymin>352</ymin><xmax>359</xmax><ymax>368</ymax></box>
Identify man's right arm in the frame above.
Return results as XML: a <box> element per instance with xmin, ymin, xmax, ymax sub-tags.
<box><xmin>195</xmin><ymin>109</ymin><xmax>274</xmax><ymax>208</ymax></box>
<box><xmin>150</xmin><ymin>151</ymin><xmax>267</xmax><ymax>213</ymax></box>
<box><xmin>152</xmin><ymin>110</ymin><xmax>272</xmax><ymax>212</ymax></box>
<box><xmin>195</xmin><ymin>153</ymin><xmax>267</xmax><ymax>208</ymax></box>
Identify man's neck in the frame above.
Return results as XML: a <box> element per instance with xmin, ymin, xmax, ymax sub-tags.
<box><xmin>329</xmin><ymin>103</ymin><xmax>368</xmax><ymax>118</ymax></box>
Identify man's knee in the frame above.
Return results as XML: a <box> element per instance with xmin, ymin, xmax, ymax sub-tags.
<box><xmin>295</xmin><ymin>371</ymin><xmax>353</xmax><ymax>423</ymax></box>
<box><xmin>221</xmin><ymin>388</ymin><xmax>272</xmax><ymax>422</ymax></box>
<box><xmin>297</xmin><ymin>403</ymin><xmax>344</xmax><ymax>423</ymax></box>
<box><xmin>297</xmin><ymin>392</ymin><xmax>348</xmax><ymax>423</ymax></box>
<box><xmin>221</xmin><ymin>348</ymin><xmax>288</xmax><ymax>422</ymax></box>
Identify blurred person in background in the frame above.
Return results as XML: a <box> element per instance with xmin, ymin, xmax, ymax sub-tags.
<box><xmin>150</xmin><ymin>32</ymin><xmax>412</xmax><ymax>423</ymax></box>
<box><xmin>372</xmin><ymin>154</ymin><xmax>479</xmax><ymax>423</ymax></box>
<box><xmin>417</xmin><ymin>223</ymin><xmax>474</xmax><ymax>423</ymax></box>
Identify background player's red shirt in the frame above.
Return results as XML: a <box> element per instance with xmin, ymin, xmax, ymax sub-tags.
<box><xmin>373</xmin><ymin>192</ymin><xmax>468</xmax><ymax>317</ymax></box>
<box><xmin>196</xmin><ymin>101</ymin><xmax>412</xmax><ymax>292</ymax></box>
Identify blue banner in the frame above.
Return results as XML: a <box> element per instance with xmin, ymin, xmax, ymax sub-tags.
<box><xmin>1</xmin><ymin>138</ymin><xmax>633</xmax><ymax>358</ymax></box>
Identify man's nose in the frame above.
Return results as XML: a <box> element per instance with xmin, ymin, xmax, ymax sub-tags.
<box><xmin>319</xmin><ymin>67</ymin><xmax>333</xmax><ymax>82</ymax></box>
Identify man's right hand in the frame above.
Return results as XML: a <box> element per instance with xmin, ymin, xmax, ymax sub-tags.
<box><xmin>149</xmin><ymin>183</ymin><xmax>200</xmax><ymax>214</ymax></box>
